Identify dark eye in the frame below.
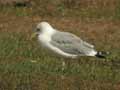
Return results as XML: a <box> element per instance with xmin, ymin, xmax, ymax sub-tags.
<box><xmin>36</xmin><ymin>28</ymin><xmax>40</xmax><ymax>32</ymax></box>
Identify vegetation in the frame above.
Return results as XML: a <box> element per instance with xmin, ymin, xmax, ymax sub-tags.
<box><xmin>0</xmin><ymin>0</ymin><xmax>120</xmax><ymax>90</ymax></box>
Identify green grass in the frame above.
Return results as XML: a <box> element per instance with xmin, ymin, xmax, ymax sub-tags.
<box><xmin>0</xmin><ymin>0</ymin><xmax>120</xmax><ymax>89</ymax></box>
<box><xmin>0</xmin><ymin>29</ymin><xmax>119</xmax><ymax>90</ymax></box>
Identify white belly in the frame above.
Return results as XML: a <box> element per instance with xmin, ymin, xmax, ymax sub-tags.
<box><xmin>38</xmin><ymin>34</ymin><xmax>77</xmax><ymax>58</ymax></box>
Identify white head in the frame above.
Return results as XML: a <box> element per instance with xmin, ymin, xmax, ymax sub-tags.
<box><xmin>35</xmin><ymin>22</ymin><xmax>55</xmax><ymax>35</ymax></box>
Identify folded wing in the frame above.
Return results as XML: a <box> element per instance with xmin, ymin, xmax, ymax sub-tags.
<box><xmin>50</xmin><ymin>31</ymin><xmax>95</xmax><ymax>56</ymax></box>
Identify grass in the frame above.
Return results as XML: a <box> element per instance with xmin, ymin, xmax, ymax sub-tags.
<box><xmin>0</xmin><ymin>0</ymin><xmax>120</xmax><ymax>19</ymax></box>
<box><xmin>0</xmin><ymin>20</ymin><xmax>120</xmax><ymax>90</ymax></box>
<box><xmin>0</xmin><ymin>0</ymin><xmax>120</xmax><ymax>90</ymax></box>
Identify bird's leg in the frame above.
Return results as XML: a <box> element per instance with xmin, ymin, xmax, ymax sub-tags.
<box><xmin>62</xmin><ymin>61</ymin><xmax>65</xmax><ymax>71</ymax></box>
<box><xmin>61</xmin><ymin>60</ymin><xmax>66</xmax><ymax>79</ymax></box>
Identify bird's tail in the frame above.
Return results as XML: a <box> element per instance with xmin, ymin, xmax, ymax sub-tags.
<box><xmin>95</xmin><ymin>51</ymin><xmax>110</xmax><ymax>58</ymax></box>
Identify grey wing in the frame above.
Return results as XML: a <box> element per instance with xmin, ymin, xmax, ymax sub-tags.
<box><xmin>50</xmin><ymin>31</ymin><xmax>95</xmax><ymax>55</ymax></box>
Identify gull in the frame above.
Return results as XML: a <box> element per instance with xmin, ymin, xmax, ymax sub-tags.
<box><xmin>32</xmin><ymin>21</ymin><xmax>108</xmax><ymax>59</ymax></box>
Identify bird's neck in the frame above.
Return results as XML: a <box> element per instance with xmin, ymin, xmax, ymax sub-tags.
<box><xmin>42</xmin><ymin>28</ymin><xmax>55</xmax><ymax>37</ymax></box>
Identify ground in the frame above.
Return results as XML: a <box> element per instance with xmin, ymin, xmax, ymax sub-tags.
<box><xmin>0</xmin><ymin>0</ymin><xmax>120</xmax><ymax>90</ymax></box>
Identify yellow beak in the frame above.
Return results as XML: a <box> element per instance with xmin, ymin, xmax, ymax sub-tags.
<box><xmin>30</xmin><ymin>32</ymin><xmax>38</xmax><ymax>40</ymax></box>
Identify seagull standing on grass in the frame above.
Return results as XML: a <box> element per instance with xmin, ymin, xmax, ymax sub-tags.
<box><xmin>32</xmin><ymin>21</ymin><xmax>108</xmax><ymax>59</ymax></box>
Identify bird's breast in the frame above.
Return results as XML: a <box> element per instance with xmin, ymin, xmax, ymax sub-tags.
<box><xmin>38</xmin><ymin>34</ymin><xmax>51</xmax><ymax>44</ymax></box>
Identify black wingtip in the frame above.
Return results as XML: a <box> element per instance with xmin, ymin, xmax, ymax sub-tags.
<box><xmin>95</xmin><ymin>51</ymin><xmax>110</xmax><ymax>58</ymax></box>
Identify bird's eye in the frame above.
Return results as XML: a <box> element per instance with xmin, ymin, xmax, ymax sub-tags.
<box><xmin>36</xmin><ymin>28</ymin><xmax>40</xmax><ymax>32</ymax></box>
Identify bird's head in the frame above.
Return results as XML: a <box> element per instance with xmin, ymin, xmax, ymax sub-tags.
<box><xmin>31</xmin><ymin>21</ymin><xmax>55</xmax><ymax>39</ymax></box>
